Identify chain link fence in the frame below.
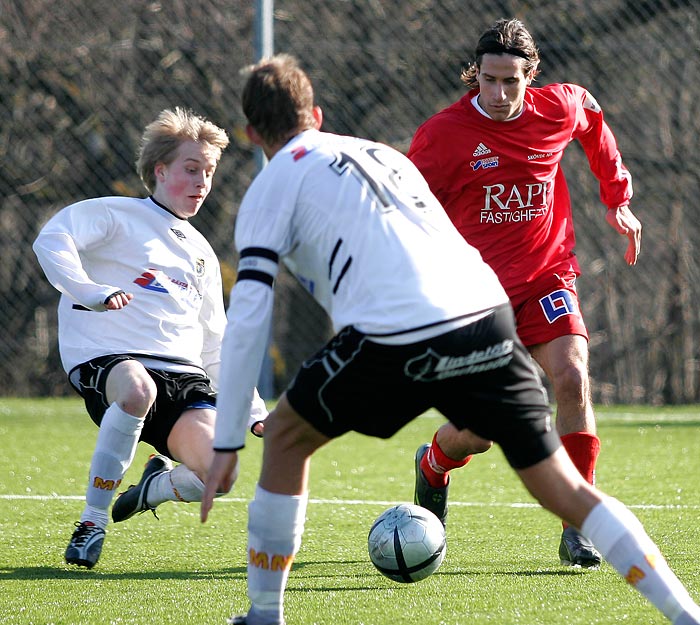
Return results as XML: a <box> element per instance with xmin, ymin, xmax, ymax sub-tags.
<box><xmin>1</xmin><ymin>0</ymin><xmax>698</xmax><ymax>403</ymax></box>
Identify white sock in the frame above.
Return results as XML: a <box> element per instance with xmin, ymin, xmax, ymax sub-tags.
<box><xmin>82</xmin><ymin>403</ymin><xmax>143</xmax><ymax>526</ymax></box>
<box><xmin>146</xmin><ymin>463</ymin><xmax>204</xmax><ymax>505</ymax></box>
<box><xmin>246</xmin><ymin>485</ymin><xmax>308</xmax><ymax>625</ymax></box>
<box><xmin>79</xmin><ymin>504</ymin><xmax>109</xmax><ymax>530</ymax></box>
<box><xmin>582</xmin><ymin>497</ymin><xmax>700</xmax><ymax>624</ymax></box>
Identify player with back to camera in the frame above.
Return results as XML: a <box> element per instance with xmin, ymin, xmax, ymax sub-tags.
<box><xmin>33</xmin><ymin>107</ymin><xmax>267</xmax><ymax>570</ymax></box>
<box><xmin>200</xmin><ymin>54</ymin><xmax>699</xmax><ymax>625</ymax></box>
<box><xmin>407</xmin><ymin>17</ymin><xmax>642</xmax><ymax>568</ymax></box>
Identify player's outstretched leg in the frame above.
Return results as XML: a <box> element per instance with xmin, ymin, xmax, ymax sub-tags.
<box><xmin>65</xmin><ymin>521</ymin><xmax>106</xmax><ymax>569</ymax></box>
<box><xmin>111</xmin><ymin>454</ymin><xmax>173</xmax><ymax>522</ymax></box>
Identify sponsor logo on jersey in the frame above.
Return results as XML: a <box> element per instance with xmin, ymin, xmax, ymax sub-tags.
<box><xmin>479</xmin><ymin>180</ymin><xmax>551</xmax><ymax>223</ymax></box>
<box><xmin>133</xmin><ymin>269</ymin><xmax>203</xmax><ymax>305</ymax></box>
<box><xmin>527</xmin><ymin>152</ymin><xmax>553</xmax><ymax>161</ymax></box>
<box><xmin>134</xmin><ymin>270</ymin><xmax>169</xmax><ymax>293</ymax></box>
<box><xmin>472</xmin><ymin>142</ymin><xmax>491</xmax><ymax>156</ymax></box>
<box><xmin>171</xmin><ymin>228</ymin><xmax>186</xmax><ymax>240</ymax></box>
<box><xmin>470</xmin><ymin>156</ymin><xmax>499</xmax><ymax>171</ymax></box>
<box><xmin>404</xmin><ymin>340</ymin><xmax>514</xmax><ymax>382</ymax></box>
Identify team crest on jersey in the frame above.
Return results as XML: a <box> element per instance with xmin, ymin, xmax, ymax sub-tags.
<box><xmin>472</xmin><ymin>142</ymin><xmax>491</xmax><ymax>157</ymax></box>
<box><xmin>195</xmin><ymin>258</ymin><xmax>205</xmax><ymax>276</ymax></box>
<box><xmin>171</xmin><ymin>228</ymin><xmax>186</xmax><ymax>240</ymax></box>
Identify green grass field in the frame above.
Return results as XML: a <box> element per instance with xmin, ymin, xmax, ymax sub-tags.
<box><xmin>1</xmin><ymin>398</ymin><xmax>700</xmax><ymax>625</ymax></box>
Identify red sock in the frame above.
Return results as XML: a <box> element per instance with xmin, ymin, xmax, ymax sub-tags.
<box><xmin>560</xmin><ymin>431</ymin><xmax>601</xmax><ymax>528</ymax></box>
<box><xmin>420</xmin><ymin>431</ymin><xmax>472</xmax><ymax>488</ymax></box>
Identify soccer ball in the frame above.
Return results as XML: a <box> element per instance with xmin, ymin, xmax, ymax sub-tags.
<box><xmin>368</xmin><ymin>503</ymin><xmax>446</xmax><ymax>583</ymax></box>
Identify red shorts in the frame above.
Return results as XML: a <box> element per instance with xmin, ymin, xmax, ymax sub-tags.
<box><xmin>510</xmin><ymin>270</ymin><xmax>588</xmax><ymax>347</ymax></box>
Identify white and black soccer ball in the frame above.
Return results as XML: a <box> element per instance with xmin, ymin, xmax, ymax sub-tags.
<box><xmin>368</xmin><ymin>503</ymin><xmax>446</xmax><ymax>583</ymax></box>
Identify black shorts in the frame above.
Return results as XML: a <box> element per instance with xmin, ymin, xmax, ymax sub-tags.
<box><xmin>69</xmin><ymin>355</ymin><xmax>216</xmax><ymax>458</ymax></box>
<box><xmin>286</xmin><ymin>304</ymin><xmax>560</xmax><ymax>469</ymax></box>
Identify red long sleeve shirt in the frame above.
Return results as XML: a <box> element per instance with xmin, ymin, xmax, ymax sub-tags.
<box><xmin>408</xmin><ymin>83</ymin><xmax>632</xmax><ymax>304</ymax></box>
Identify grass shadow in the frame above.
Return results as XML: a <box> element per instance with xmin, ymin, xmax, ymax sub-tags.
<box><xmin>0</xmin><ymin>565</ymin><xmax>247</xmax><ymax>581</ymax></box>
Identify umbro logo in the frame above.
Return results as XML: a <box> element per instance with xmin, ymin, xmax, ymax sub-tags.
<box><xmin>473</xmin><ymin>143</ymin><xmax>491</xmax><ymax>157</ymax></box>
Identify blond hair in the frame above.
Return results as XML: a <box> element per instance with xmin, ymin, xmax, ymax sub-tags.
<box><xmin>136</xmin><ymin>107</ymin><xmax>229</xmax><ymax>193</ymax></box>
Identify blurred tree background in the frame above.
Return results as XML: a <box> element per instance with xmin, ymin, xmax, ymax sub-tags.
<box><xmin>1</xmin><ymin>0</ymin><xmax>698</xmax><ymax>403</ymax></box>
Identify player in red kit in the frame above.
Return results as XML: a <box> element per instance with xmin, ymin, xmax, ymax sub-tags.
<box><xmin>407</xmin><ymin>17</ymin><xmax>642</xmax><ymax>568</ymax></box>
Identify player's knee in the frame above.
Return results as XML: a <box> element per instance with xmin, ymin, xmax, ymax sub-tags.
<box><xmin>553</xmin><ymin>362</ymin><xmax>589</xmax><ymax>402</ymax></box>
<box><xmin>107</xmin><ymin>360</ymin><xmax>158</xmax><ymax>416</ymax></box>
<box><xmin>118</xmin><ymin>375</ymin><xmax>157</xmax><ymax>416</ymax></box>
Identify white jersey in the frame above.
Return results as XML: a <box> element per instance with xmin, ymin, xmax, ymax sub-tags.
<box><xmin>33</xmin><ymin>195</ymin><xmax>224</xmax><ymax>380</ymax></box>
<box><xmin>215</xmin><ymin>129</ymin><xmax>508</xmax><ymax>449</ymax></box>
<box><xmin>34</xmin><ymin>195</ymin><xmax>268</xmax><ymax>425</ymax></box>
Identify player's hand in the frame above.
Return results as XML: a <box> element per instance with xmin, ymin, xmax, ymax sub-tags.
<box><xmin>606</xmin><ymin>206</ymin><xmax>641</xmax><ymax>266</ymax></box>
<box><xmin>105</xmin><ymin>290</ymin><xmax>134</xmax><ymax>310</ymax></box>
<box><xmin>201</xmin><ymin>450</ymin><xmax>239</xmax><ymax>523</ymax></box>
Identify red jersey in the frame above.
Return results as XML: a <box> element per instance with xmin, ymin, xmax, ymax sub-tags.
<box><xmin>408</xmin><ymin>83</ymin><xmax>632</xmax><ymax>304</ymax></box>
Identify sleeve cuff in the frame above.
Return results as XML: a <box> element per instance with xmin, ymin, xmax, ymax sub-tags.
<box><xmin>250</xmin><ymin>420</ymin><xmax>264</xmax><ymax>438</ymax></box>
<box><xmin>213</xmin><ymin>445</ymin><xmax>245</xmax><ymax>453</ymax></box>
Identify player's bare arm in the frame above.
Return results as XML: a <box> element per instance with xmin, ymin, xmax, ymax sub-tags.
<box><xmin>606</xmin><ymin>205</ymin><xmax>642</xmax><ymax>266</ymax></box>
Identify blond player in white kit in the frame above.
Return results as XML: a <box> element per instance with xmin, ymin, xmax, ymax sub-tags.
<box><xmin>34</xmin><ymin>107</ymin><xmax>266</xmax><ymax>569</ymax></box>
